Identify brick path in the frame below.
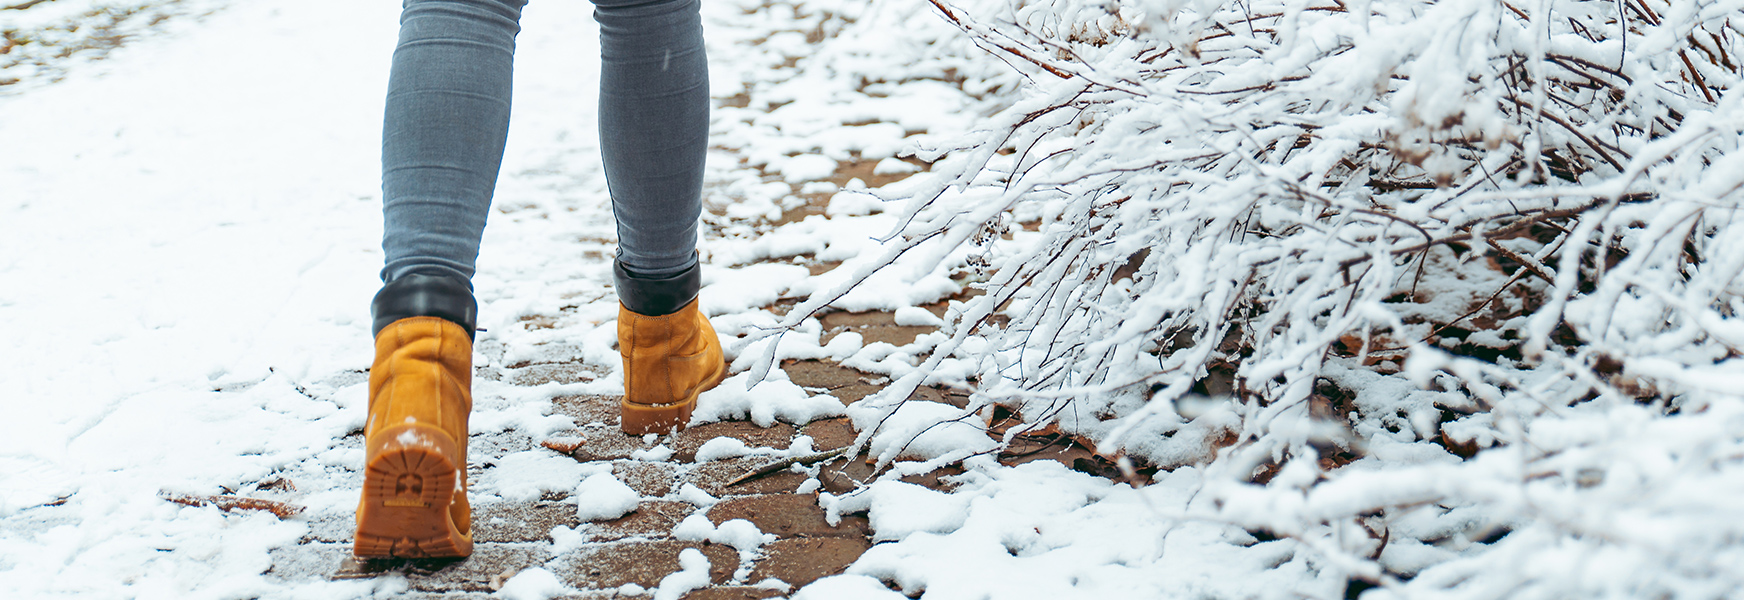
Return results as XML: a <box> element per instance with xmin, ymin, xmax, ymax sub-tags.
<box><xmin>255</xmin><ymin>23</ymin><xmax>1095</xmax><ymax>587</ymax></box>
<box><xmin>264</xmin><ymin>327</ymin><xmax>973</xmax><ymax>597</ymax></box>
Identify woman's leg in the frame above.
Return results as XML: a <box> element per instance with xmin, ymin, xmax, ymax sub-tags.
<box><xmin>359</xmin><ymin>0</ymin><xmax>526</xmax><ymax>560</ymax></box>
<box><xmin>592</xmin><ymin>0</ymin><xmax>722</xmax><ymax>435</ymax></box>
<box><xmin>591</xmin><ymin>0</ymin><xmax>709</xmax><ymax>278</ymax></box>
<box><xmin>380</xmin><ymin>0</ymin><xmax>527</xmax><ymax>284</ymax></box>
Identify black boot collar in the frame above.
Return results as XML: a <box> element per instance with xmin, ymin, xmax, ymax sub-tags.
<box><xmin>614</xmin><ymin>259</ymin><xmax>700</xmax><ymax>317</ymax></box>
<box><xmin>371</xmin><ymin>272</ymin><xmax>479</xmax><ymax>339</ymax></box>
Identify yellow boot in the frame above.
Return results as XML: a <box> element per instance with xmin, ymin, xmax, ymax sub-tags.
<box><xmin>355</xmin><ymin>273</ymin><xmax>477</xmax><ymax>559</ymax></box>
<box><xmin>616</xmin><ymin>259</ymin><xmax>727</xmax><ymax>435</ymax></box>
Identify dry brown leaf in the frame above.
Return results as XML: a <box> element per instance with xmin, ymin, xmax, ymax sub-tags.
<box><xmin>541</xmin><ymin>437</ymin><xmax>585</xmax><ymax>454</ymax></box>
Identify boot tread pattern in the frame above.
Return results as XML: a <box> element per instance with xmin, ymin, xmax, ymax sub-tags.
<box><xmin>355</xmin><ymin>426</ymin><xmax>470</xmax><ymax>559</ymax></box>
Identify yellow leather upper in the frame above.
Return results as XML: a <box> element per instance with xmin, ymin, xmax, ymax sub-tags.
<box><xmin>618</xmin><ymin>298</ymin><xmax>725</xmax><ymax>409</ymax></box>
<box><xmin>368</xmin><ymin>316</ymin><xmax>474</xmax><ymax>533</ymax></box>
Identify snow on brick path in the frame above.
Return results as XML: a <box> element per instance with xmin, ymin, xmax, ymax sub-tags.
<box><xmin>0</xmin><ymin>0</ymin><xmax>934</xmax><ymax>597</ymax></box>
<box><xmin>0</xmin><ymin>0</ymin><xmax>1358</xmax><ymax>598</ymax></box>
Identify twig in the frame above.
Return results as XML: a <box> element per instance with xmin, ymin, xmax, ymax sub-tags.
<box><xmin>1501</xmin><ymin>95</ymin><xmax>1629</xmax><ymax>172</ymax></box>
<box><xmin>1678</xmin><ymin>50</ymin><xmax>1718</xmax><ymax>104</ymax></box>
<box><xmin>1486</xmin><ymin>238</ymin><xmax>1557</xmax><ymax>283</ymax></box>
<box><xmin>2</xmin><ymin>0</ymin><xmax>55</xmax><ymax>10</ymax></box>
<box><xmin>725</xmin><ymin>447</ymin><xmax>850</xmax><ymax>487</ymax></box>
<box><xmin>925</xmin><ymin>0</ymin><xmax>1074</xmax><ymax>79</ymax></box>
<box><xmin>161</xmin><ymin>492</ymin><xmax>305</xmax><ymax>519</ymax></box>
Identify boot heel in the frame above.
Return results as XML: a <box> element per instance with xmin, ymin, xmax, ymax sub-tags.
<box><xmin>621</xmin><ymin>396</ymin><xmax>699</xmax><ymax>435</ymax></box>
<box><xmin>619</xmin><ymin>360</ymin><xmax>726</xmax><ymax>435</ymax></box>
<box><xmin>355</xmin><ymin>423</ymin><xmax>471</xmax><ymax>558</ymax></box>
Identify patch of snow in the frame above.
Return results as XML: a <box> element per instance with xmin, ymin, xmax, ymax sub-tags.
<box><xmin>673</xmin><ymin>515</ymin><xmax>773</xmax><ymax>584</ymax></box>
<box><xmin>693</xmin><ymin>371</ymin><xmax>846</xmax><ymax>427</ymax></box>
<box><xmin>863</xmin><ymin>481</ymin><xmax>970</xmax><ymax>541</ymax></box>
<box><xmin>891</xmin><ymin>306</ymin><xmax>942</xmax><ymax>327</ymax></box>
<box><xmin>475</xmin><ymin>450</ymin><xmax>599</xmax><ymax>502</ymax></box>
<box><xmin>826</xmin><ymin>190</ymin><xmax>885</xmax><ymax>217</ymax></box>
<box><xmin>549</xmin><ymin>525</ymin><xmax>585</xmax><ymax>555</ymax></box>
<box><xmin>850</xmin><ymin>399</ymin><xmax>994</xmax><ymax>464</ymax></box>
<box><xmin>720</xmin><ymin>519</ymin><xmax>777</xmax><ymax>553</ymax></box>
<box><xmin>672</xmin><ymin>513</ymin><xmax>718</xmax><ymax>541</ymax></box>
<box><xmin>692</xmin><ymin>437</ymin><xmax>782</xmax><ymax>463</ymax></box>
<box><xmin>676</xmin><ymin>483</ymin><xmax>718</xmax><ymax>507</ymax></box>
<box><xmin>651</xmin><ymin>548</ymin><xmax>712</xmax><ymax>600</ymax></box>
<box><xmin>631</xmin><ymin>445</ymin><xmax>674</xmax><ymax>462</ymax></box>
<box><xmin>775</xmin><ymin>154</ymin><xmax>839</xmax><ymax>182</ymax></box>
<box><xmin>792</xmin><ymin>575</ymin><xmax>905</xmax><ymax>600</ymax></box>
<box><xmin>494</xmin><ymin>568</ymin><xmax>568</xmax><ymax>600</ymax></box>
<box><xmin>872</xmin><ymin>158</ymin><xmax>918</xmax><ymax>175</ymax></box>
<box><xmin>750</xmin><ymin>578</ymin><xmax>792</xmax><ymax>592</ymax></box>
<box><xmin>838</xmin><ymin>460</ymin><xmax>1330</xmax><ymax>598</ymax></box>
<box><xmin>572</xmin><ymin>473</ymin><xmax>640</xmax><ymax>522</ymax></box>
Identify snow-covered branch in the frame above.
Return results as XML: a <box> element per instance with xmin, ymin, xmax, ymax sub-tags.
<box><xmin>786</xmin><ymin>0</ymin><xmax>1744</xmax><ymax>594</ymax></box>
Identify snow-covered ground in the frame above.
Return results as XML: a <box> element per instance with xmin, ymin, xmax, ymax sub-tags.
<box><xmin>0</xmin><ymin>0</ymin><xmax>1048</xmax><ymax>597</ymax></box>
<box><xmin>8</xmin><ymin>0</ymin><xmax>1743</xmax><ymax>598</ymax></box>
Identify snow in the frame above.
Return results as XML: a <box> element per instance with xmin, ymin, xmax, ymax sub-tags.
<box><xmin>829</xmin><ymin>459</ymin><xmax>1349</xmax><ymax>599</ymax></box>
<box><xmin>549</xmin><ymin>524</ymin><xmax>586</xmax><ymax>555</ymax></box>
<box><xmin>630</xmin><ymin>444</ymin><xmax>675</xmax><ymax>463</ymax></box>
<box><xmin>892</xmin><ymin>306</ymin><xmax>943</xmax><ymax>327</ymax></box>
<box><xmin>674</xmin><ymin>515</ymin><xmax>775</xmax><ymax>553</ymax></box>
<box><xmin>3</xmin><ymin>0</ymin><xmax>1742</xmax><ymax>597</ymax></box>
<box><xmin>650</xmin><ymin>548</ymin><xmax>711</xmax><ymax>600</ymax></box>
<box><xmin>749</xmin><ymin>577</ymin><xmax>792</xmax><ymax>592</ymax></box>
<box><xmin>849</xmin><ymin>399</ymin><xmax>996</xmax><ymax>465</ymax></box>
<box><xmin>476</xmin><ymin>451</ymin><xmax>601</xmax><ymax>503</ymax></box>
<box><xmin>692</xmin><ymin>437</ymin><xmax>782</xmax><ymax>463</ymax></box>
<box><xmin>495</xmin><ymin>567</ymin><xmax>569</xmax><ymax>600</ymax></box>
<box><xmin>572</xmin><ymin>473</ymin><xmax>641</xmax><ymax>523</ymax></box>
<box><xmin>671</xmin><ymin>513</ymin><xmax>717</xmax><ymax>542</ymax></box>
<box><xmin>675</xmin><ymin>483</ymin><xmax>719</xmax><ymax>507</ymax></box>
<box><xmin>863</xmin><ymin>481</ymin><xmax>971</xmax><ymax>541</ymax></box>
<box><xmin>792</xmin><ymin>575</ymin><xmax>905</xmax><ymax>600</ymax></box>
<box><xmin>774</xmin><ymin>154</ymin><xmax>840</xmax><ymax>182</ymax></box>
<box><xmin>692</xmin><ymin>371</ymin><xmax>847</xmax><ymax>427</ymax></box>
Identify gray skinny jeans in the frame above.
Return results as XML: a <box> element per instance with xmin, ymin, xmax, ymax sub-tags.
<box><xmin>380</xmin><ymin>0</ymin><xmax>708</xmax><ymax>284</ymax></box>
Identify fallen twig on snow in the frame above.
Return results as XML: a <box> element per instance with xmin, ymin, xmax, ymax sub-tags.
<box><xmin>160</xmin><ymin>491</ymin><xmax>304</xmax><ymax>519</ymax></box>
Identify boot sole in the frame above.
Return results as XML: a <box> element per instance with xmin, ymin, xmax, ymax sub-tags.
<box><xmin>354</xmin><ymin>423</ymin><xmax>471</xmax><ymax>559</ymax></box>
<box><xmin>621</xmin><ymin>361</ymin><xmax>728</xmax><ymax>435</ymax></box>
